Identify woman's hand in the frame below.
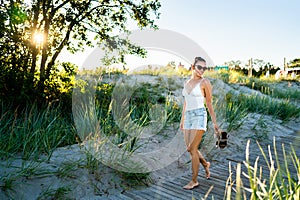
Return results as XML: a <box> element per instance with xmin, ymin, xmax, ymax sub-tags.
<box><xmin>214</xmin><ymin>123</ymin><xmax>219</xmax><ymax>132</ymax></box>
<box><xmin>213</xmin><ymin>123</ymin><xmax>219</xmax><ymax>138</ymax></box>
<box><xmin>180</xmin><ymin>121</ymin><xmax>184</xmax><ymax>130</ymax></box>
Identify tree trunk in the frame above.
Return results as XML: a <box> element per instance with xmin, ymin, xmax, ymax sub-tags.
<box><xmin>37</xmin><ymin>0</ymin><xmax>50</xmax><ymax>101</ymax></box>
<box><xmin>30</xmin><ymin>0</ymin><xmax>40</xmax><ymax>75</ymax></box>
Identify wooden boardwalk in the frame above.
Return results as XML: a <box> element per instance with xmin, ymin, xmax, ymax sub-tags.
<box><xmin>105</xmin><ymin>131</ymin><xmax>300</xmax><ymax>200</ymax></box>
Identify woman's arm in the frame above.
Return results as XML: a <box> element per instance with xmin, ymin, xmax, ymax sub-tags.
<box><xmin>180</xmin><ymin>100</ymin><xmax>186</xmax><ymax>130</ymax></box>
<box><xmin>202</xmin><ymin>79</ymin><xmax>219</xmax><ymax>132</ymax></box>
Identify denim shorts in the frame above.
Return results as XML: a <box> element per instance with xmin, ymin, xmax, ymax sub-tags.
<box><xmin>183</xmin><ymin>108</ymin><xmax>207</xmax><ymax>131</ymax></box>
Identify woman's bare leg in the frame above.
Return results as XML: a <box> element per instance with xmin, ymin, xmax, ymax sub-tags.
<box><xmin>184</xmin><ymin>130</ymin><xmax>211</xmax><ymax>180</ymax></box>
<box><xmin>183</xmin><ymin>130</ymin><xmax>204</xmax><ymax>189</ymax></box>
<box><xmin>198</xmin><ymin>150</ymin><xmax>210</xmax><ymax>179</ymax></box>
<box><xmin>183</xmin><ymin>129</ymin><xmax>192</xmax><ymax>150</ymax></box>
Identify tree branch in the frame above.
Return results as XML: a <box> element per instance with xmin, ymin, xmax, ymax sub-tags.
<box><xmin>45</xmin><ymin>13</ymin><xmax>81</xmax><ymax>77</ymax></box>
<box><xmin>50</xmin><ymin>0</ymin><xmax>70</xmax><ymax>15</ymax></box>
<box><xmin>45</xmin><ymin>2</ymin><xmax>117</xmax><ymax>72</ymax></box>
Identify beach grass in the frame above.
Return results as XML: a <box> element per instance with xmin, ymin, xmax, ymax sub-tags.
<box><xmin>0</xmin><ymin>103</ymin><xmax>76</xmax><ymax>160</ymax></box>
<box><xmin>37</xmin><ymin>186</ymin><xmax>72</xmax><ymax>200</ymax></box>
<box><xmin>209</xmin><ymin>70</ymin><xmax>300</xmax><ymax>101</ymax></box>
<box><xmin>224</xmin><ymin>90</ymin><xmax>300</xmax><ymax>121</ymax></box>
<box><xmin>224</xmin><ymin>138</ymin><xmax>300</xmax><ymax>200</ymax></box>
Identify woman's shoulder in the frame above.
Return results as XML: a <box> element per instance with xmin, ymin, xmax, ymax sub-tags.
<box><xmin>201</xmin><ymin>77</ymin><xmax>211</xmax><ymax>84</ymax></box>
<box><xmin>200</xmin><ymin>78</ymin><xmax>212</xmax><ymax>88</ymax></box>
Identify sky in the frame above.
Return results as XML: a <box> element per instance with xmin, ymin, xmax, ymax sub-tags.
<box><xmin>58</xmin><ymin>0</ymin><xmax>300</xmax><ymax>69</ymax></box>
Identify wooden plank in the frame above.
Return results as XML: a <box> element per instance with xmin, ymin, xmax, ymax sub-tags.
<box><xmin>181</xmin><ymin>167</ymin><xmax>230</xmax><ymax>181</ymax></box>
<box><xmin>166</xmin><ymin>179</ymin><xmax>199</xmax><ymax>196</ymax></box>
<box><xmin>146</xmin><ymin>185</ymin><xmax>184</xmax><ymax>200</ymax></box>
<box><xmin>108</xmin><ymin>193</ymin><xmax>134</xmax><ymax>200</ymax></box>
<box><xmin>138</xmin><ymin>188</ymin><xmax>169</xmax><ymax>199</ymax></box>
<box><xmin>175</xmin><ymin>176</ymin><xmax>225</xmax><ymax>199</ymax></box>
<box><xmin>203</xmin><ymin>170</ymin><xmax>231</xmax><ymax>182</ymax></box>
<box><xmin>114</xmin><ymin>131</ymin><xmax>300</xmax><ymax>200</ymax></box>
<box><xmin>135</xmin><ymin>189</ymin><xmax>162</xmax><ymax>200</ymax></box>
<box><xmin>122</xmin><ymin>190</ymin><xmax>149</xmax><ymax>200</ymax></box>
<box><xmin>157</xmin><ymin>181</ymin><xmax>195</xmax><ymax>199</ymax></box>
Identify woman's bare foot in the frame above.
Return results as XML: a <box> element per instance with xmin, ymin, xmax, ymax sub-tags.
<box><xmin>183</xmin><ymin>181</ymin><xmax>199</xmax><ymax>190</ymax></box>
<box><xmin>205</xmin><ymin>162</ymin><xmax>211</xmax><ymax>179</ymax></box>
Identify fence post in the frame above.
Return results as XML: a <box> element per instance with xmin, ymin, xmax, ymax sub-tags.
<box><xmin>248</xmin><ymin>58</ymin><xmax>253</xmax><ymax>77</ymax></box>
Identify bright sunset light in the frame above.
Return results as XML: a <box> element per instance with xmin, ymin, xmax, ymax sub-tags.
<box><xmin>33</xmin><ymin>31</ymin><xmax>44</xmax><ymax>44</ymax></box>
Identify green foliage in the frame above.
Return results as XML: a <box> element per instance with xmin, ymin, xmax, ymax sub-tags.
<box><xmin>117</xmin><ymin>171</ymin><xmax>152</xmax><ymax>187</ymax></box>
<box><xmin>289</xmin><ymin>58</ymin><xmax>300</xmax><ymax>68</ymax></box>
<box><xmin>0</xmin><ymin>103</ymin><xmax>77</xmax><ymax>159</ymax></box>
<box><xmin>37</xmin><ymin>186</ymin><xmax>72</xmax><ymax>200</ymax></box>
<box><xmin>85</xmin><ymin>151</ymin><xmax>102</xmax><ymax>174</ymax></box>
<box><xmin>130</xmin><ymin>83</ymin><xmax>166</xmax><ymax>125</ymax></box>
<box><xmin>248</xmin><ymin>79</ymin><xmax>300</xmax><ymax>100</ymax></box>
<box><xmin>217</xmin><ymin>70</ymin><xmax>230</xmax><ymax>83</ymax></box>
<box><xmin>225</xmin><ymin>96</ymin><xmax>248</xmax><ymax>132</ymax></box>
<box><xmin>213</xmin><ymin>70</ymin><xmax>300</xmax><ymax>101</ymax></box>
<box><xmin>211</xmin><ymin>91</ymin><xmax>248</xmax><ymax>132</ymax></box>
<box><xmin>44</xmin><ymin>62</ymin><xmax>78</xmax><ymax>112</ymax></box>
<box><xmin>251</xmin><ymin>115</ymin><xmax>269</xmax><ymax>141</ymax></box>
<box><xmin>227</xmin><ymin>139</ymin><xmax>300</xmax><ymax>199</ymax></box>
<box><xmin>165</xmin><ymin>96</ymin><xmax>182</xmax><ymax>123</ymax></box>
<box><xmin>224</xmin><ymin>60</ymin><xmax>242</xmax><ymax>70</ymax></box>
<box><xmin>0</xmin><ymin>0</ymin><xmax>161</xmax><ymax>105</ymax></box>
<box><xmin>223</xmin><ymin>59</ymin><xmax>280</xmax><ymax>77</ymax></box>
<box><xmin>95</xmin><ymin>82</ymin><xmax>115</xmax><ymax>117</ymax></box>
<box><xmin>94</xmin><ymin>80</ymin><xmax>181</xmax><ymax>144</ymax></box>
<box><xmin>230</xmin><ymin>93</ymin><xmax>300</xmax><ymax>121</ymax></box>
<box><xmin>130</xmin><ymin>65</ymin><xmax>191</xmax><ymax>77</ymax></box>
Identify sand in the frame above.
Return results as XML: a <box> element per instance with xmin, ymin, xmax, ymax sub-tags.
<box><xmin>1</xmin><ymin>74</ymin><xmax>299</xmax><ymax>200</ymax></box>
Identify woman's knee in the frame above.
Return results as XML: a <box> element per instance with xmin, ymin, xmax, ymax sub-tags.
<box><xmin>189</xmin><ymin>148</ymin><xmax>199</xmax><ymax>156</ymax></box>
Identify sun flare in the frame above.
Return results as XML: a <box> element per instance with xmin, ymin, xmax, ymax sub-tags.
<box><xmin>33</xmin><ymin>31</ymin><xmax>44</xmax><ymax>44</ymax></box>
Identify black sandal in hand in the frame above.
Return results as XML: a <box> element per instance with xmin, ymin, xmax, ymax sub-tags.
<box><xmin>215</xmin><ymin>131</ymin><xmax>228</xmax><ymax>149</ymax></box>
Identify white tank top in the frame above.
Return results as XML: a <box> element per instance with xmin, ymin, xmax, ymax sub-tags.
<box><xmin>182</xmin><ymin>81</ymin><xmax>205</xmax><ymax>111</ymax></box>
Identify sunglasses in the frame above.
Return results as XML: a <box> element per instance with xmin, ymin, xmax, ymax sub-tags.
<box><xmin>195</xmin><ymin>65</ymin><xmax>207</xmax><ymax>71</ymax></box>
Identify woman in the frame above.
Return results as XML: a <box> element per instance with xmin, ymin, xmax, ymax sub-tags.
<box><xmin>180</xmin><ymin>56</ymin><xmax>219</xmax><ymax>190</ymax></box>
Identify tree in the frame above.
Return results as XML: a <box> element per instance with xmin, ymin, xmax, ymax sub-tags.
<box><xmin>289</xmin><ymin>58</ymin><xmax>300</xmax><ymax>68</ymax></box>
<box><xmin>167</xmin><ymin>61</ymin><xmax>176</xmax><ymax>68</ymax></box>
<box><xmin>224</xmin><ymin>60</ymin><xmax>242</xmax><ymax>70</ymax></box>
<box><xmin>0</xmin><ymin>0</ymin><xmax>161</xmax><ymax>104</ymax></box>
<box><xmin>249</xmin><ymin>59</ymin><xmax>278</xmax><ymax>77</ymax></box>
